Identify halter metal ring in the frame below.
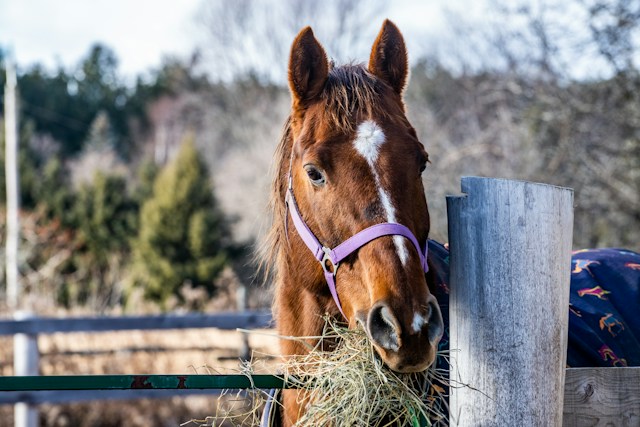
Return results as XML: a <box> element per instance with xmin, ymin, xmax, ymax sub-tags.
<box><xmin>321</xmin><ymin>247</ymin><xmax>338</xmax><ymax>276</ymax></box>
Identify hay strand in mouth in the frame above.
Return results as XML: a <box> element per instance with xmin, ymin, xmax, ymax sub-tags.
<box><xmin>280</xmin><ymin>315</ymin><xmax>449</xmax><ymax>427</ymax></box>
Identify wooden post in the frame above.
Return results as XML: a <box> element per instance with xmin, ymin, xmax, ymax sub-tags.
<box><xmin>13</xmin><ymin>311</ymin><xmax>39</xmax><ymax>427</ymax></box>
<box><xmin>4</xmin><ymin>53</ymin><xmax>20</xmax><ymax>310</ymax></box>
<box><xmin>447</xmin><ymin>177</ymin><xmax>573</xmax><ymax>426</ymax></box>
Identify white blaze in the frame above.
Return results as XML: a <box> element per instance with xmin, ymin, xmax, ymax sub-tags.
<box><xmin>354</xmin><ymin>120</ymin><xmax>384</xmax><ymax>164</ymax></box>
<box><xmin>353</xmin><ymin>120</ymin><xmax>409</xmax><ymax>265</ymax></box>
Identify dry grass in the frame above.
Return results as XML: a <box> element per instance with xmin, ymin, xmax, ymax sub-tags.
<box><xmin>194</xmin><ymin>316</ymin><xmax>449</xmax><ymax>426</ymax></box>
<box><xmin>280</xmin><ymin>316</ymin><xmax>448</xmax><ymax>427</ymax></box>
<box><xmin>180</xmin><ymin>360</ymin><xmax>273</xmax><ymax>427</ymax></box>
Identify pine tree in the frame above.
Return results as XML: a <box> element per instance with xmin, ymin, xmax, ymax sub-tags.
<box><xmin>37</xmin><ymin>158</ymin><xmax>77</xmax><ymax>227</ymax></box>
<box><xmin>57</xmin><ymin>172</ymin><xmax>138</xmax><ymax>307</ymax></box>
<box><xmin>130</xmin><ymin>136</ymin><xmax>231</xmax><ymax>306</ymax></box>
<box><xmin>75</xmin><ymin>172</ymin><xmax>137</xmax><ymax>264</ymax></box>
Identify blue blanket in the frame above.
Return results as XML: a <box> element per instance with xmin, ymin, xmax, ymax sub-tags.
<box><xmin>427</xmin><ymin>241</ymin><xmax>640</xmax><ymax>367</ymax></box>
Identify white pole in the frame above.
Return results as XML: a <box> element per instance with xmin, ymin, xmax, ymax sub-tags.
<box><xmin>5</xmin><ymin>54</ymin><xmax>37</xmax><ymax>427</ymax></box>
<box><xmin>447</xmin><ymin>177</ymin><xmax>574</xmax><ymax>426</ymax></box>
<box><xmin>14</xmin><ymin>311</ymin><xmax>39</xmax><ymax>427</ymax></box>
<box><xmin>5</xmin><ymin>52</ymin><xmax>20</xmax><ymax>310</ymax></box>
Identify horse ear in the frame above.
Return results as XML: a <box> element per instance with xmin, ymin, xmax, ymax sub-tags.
<box><xmin>288</xmin><ymin>27</ymin><xmax>329</xmax><ymax>106</ymax></box>
<box><xmin>368</xmin><ymin>20</ymin><xmax>408</xmax><ymax>95</ymax></box>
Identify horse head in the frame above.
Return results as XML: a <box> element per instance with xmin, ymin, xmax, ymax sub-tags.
<box><xmin>277</xmin><ymin>20</ymin><xmax>443</xmax><ymax>374</ymax></box>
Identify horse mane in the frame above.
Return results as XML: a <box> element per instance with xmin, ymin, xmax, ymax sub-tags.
<box><xmin>259</xmin><ymin>63</ymin><xmax>389</xmax><ymax>283</ymax></box>
<box><xmin>258</xmin><ymin>116</ymin><xmax>291</xmax><ymax>285</ymax></box>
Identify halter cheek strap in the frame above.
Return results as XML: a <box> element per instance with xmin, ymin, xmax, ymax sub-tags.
<box><xmin>285</xmin><ymin>188</ymin><xmax>429</xmax><ymax>319</ymax></box>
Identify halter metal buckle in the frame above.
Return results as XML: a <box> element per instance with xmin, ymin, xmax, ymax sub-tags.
<box><xmin>321</xmin><ymin>247</ymin><xmax>338</xmax><ymax>276</ymax></box>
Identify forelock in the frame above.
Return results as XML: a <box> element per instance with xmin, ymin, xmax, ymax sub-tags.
<box><xmin>320</xmin><ymin>64</ymin><xmax>389</xmax><ymax>132</ymax></box>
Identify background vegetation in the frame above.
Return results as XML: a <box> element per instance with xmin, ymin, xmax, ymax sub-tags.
<box><xmin>1</xmin><ymin>0</ymin><xmax>638</xmax><ymax>314</ymax></box>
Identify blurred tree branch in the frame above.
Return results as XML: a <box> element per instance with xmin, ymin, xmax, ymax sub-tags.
<box><xmin>196</xmin><ymin>0</ymin><xmax>387</xmax><ymax>82</ymax></box>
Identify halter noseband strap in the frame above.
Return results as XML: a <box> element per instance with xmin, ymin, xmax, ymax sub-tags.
<box><xmin>285</xmin><ymin>187</ymin><xmax>429</xmax><ymax>319</ymax></box>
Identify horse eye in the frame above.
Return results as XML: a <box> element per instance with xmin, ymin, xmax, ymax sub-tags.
<box><xmin>418</xmin><ymin>151</ymin><xmax>429</xmax><ymax>175</ymax></box>
<box><xmin>304</xmin><ymin>164</ymin><xmax>326</xmax><ymax>186</ymax></box>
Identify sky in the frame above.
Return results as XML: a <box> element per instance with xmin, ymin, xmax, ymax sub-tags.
<box><xmin>1</xmin><ymin>0</ymin><xmax>203</xmax><ymax>78</ymax></box>
<box><xmin>0</xmin><ymin>0</ymin><xmax>468</xmax><ymax>81</ymax></box>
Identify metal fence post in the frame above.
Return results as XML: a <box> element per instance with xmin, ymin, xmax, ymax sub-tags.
<box><xmin>14</xmin><ymin>311</ymin><xmax>39</xmax><ymax>427</ymax></box>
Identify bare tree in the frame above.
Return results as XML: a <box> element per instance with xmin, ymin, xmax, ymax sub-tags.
<box><xmin>412</xmin><ymin>0</ymin><xmax>640</xmax><ymax>250</ymax></box>
<box><xmin>196</xmin><ymin>0</ymin><xmax>388</xmax><ymax>82</ymax></box>
<box><xmin>583</xmin><ymin>0</ymin><xmax>640</xmax><ymax>73</ymax></box>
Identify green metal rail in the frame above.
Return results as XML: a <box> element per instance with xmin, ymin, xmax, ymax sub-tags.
<box><xmin>0</xmin><ymin>375</ymin><xmax>431</xmax><ymax>426</ymax></box>
<box><xmin>0</xmin><ymin>375</ymin><xmax>286</xmax><ymax>391</ymax></box>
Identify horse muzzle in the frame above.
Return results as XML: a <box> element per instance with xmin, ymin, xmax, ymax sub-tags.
<box><xmin>359</xmin><ymin>294</ymin><xmax>443</xmax><ymax>373</ymax></box>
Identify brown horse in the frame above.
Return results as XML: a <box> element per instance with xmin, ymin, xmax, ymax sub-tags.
<box><xmin>265</xmin><ymin>20</ymin><xmax>444</xmax><ymax>426</ymax></box>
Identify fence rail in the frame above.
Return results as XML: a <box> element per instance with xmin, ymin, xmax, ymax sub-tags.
<box><xmin>0</xmin><ymin>389</ymin><xmax>218</xmax><ymax>405</ymax></box>
<box><xmin>2</xmin><ymin>368</ymin><xmax>639</xmax><ymax>425</ymax></box>
<box><xmin>0</xmin><ymin>374</ymin><xmax>286</xmax><ymax>391</ymax></box>
<box><xmin>0</xmin><ymin>374</ymin><xmax>286</xmax><ymax>405</ymax></box>
<box><xmin>0</xmin><ymin>311</ymin><xmax>273</xmax><ymax>335</ymax></box>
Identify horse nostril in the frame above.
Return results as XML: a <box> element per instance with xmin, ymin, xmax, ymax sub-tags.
<box><xmin>426</xmin><ymin>297</ymin><xmax>444</xmax><ymax>344</ymax></box>
<box><xmin>367</xmin><ymin>303</ymin><xmax>401</xmax><ymax>352</ymax></box>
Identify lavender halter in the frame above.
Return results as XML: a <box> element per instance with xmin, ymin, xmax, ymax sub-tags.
<box><xmin>285</xmin><ymin>181</ymin><xmax>429</xmax><ymax>319</ymax></box>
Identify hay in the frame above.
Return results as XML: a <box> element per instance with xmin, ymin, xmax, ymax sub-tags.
<box><xmin>188</xmin><ymin>316</ymin><xmax>449</xmax><ymax>426</ymax></box>
<box><xmin>280</xmin><ymin>316</ymin><xmax>448</xmax><ymax>427</ymax></box>
<box><xmin>181</xmin><ymin>361</ymin><xmax>271</xmax><ymax>427</ymax></box>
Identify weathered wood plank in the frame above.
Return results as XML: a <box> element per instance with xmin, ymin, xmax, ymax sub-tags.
<box><xmin>563</xmin><ymin>367</ymin><xmax>640</xmax><ymax>427</ymax></box>
<box><xmin>0</xmin><ymin>312</ymin><xmax>273</xmax><ymax>335</ymax></box>
<box><xmin>447</xmin><ymin>177</ymin><xmax>574</xmax><ymax>426</ymax></box>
